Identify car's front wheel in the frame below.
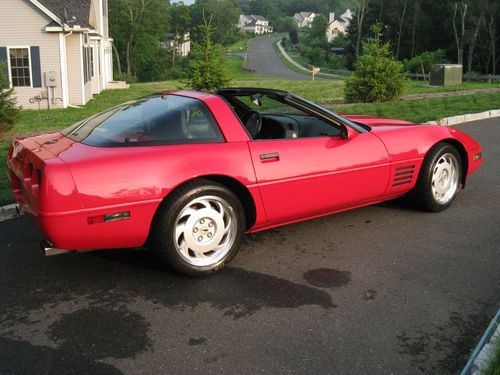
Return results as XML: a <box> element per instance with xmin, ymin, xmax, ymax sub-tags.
<box><xmin>151</xmin><ymin>179</ymin><xmax>245</xmax><ymax>276</ymax></box>
<box><xmin>409</xmin><ymin>143</ymin><xmax>462</xmax><ymax>212</ymax></box>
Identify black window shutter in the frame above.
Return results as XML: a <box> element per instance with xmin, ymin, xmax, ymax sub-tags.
<box><xmin>0</xmin><ymin>47</ymin><xmax>8</xmax><ymax>84</ymax></box>
<box><xmin>30</xmin><ymin>46</ymin><xmax>42</xmax><ymax>87</ymax></box>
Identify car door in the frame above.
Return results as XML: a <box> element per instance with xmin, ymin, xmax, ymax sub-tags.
<box><xmin>249</xmin><ymin>129</ymin><xmax>391</xmax><ymax>225</ymax></box>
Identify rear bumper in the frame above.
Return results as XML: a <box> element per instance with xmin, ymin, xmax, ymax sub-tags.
<box><xmin>33</xmin><ymin>200</ymin><xmax>161</xmax><ymax>251</ymax></box>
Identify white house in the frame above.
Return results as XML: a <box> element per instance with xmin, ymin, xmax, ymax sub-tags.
<box><xmin>0</xmin><ymin>0</ymin><xmax>114</xmax><ymax>109</ymax></box>
<box><xmin>293</xmin><ymin>12</ymin><xmax>317</xmax><ymax>28</ymax></box>
<box><xmin>326</xmin><ymin>10</ymin><xmax>353</xmax><ymax>42</ymax></box>
<box><xmin>161</xmin><ymin>32</ymin><xmax>191</xmax><ymax>57</ymax></box>
<box><xmin>238</xmin><ymin>15</ymin><xmax>273</xmax><ymax>34</ymax></box>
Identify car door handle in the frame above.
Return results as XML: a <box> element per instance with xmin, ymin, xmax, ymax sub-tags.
<box><xmin>260</xmin><ymin>152</ymin><xmax>280</xmax><ymax>161</ymax></box>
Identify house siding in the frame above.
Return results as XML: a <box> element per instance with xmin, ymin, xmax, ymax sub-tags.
<box><xmin>0</xmin><ymin>0</ymin><xmax>64</xmax><ymax>109</ymax></box>
<box><xmin>66</xmin><ymin>34</ymin><xmax>84</xmax><ymax>105</ymax></box>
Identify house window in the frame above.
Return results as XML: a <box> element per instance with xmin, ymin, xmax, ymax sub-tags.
<box><xmin>82</xmin><ymin>45</ymin><xmax>92</xmax><ymax>83</ymax></box>
<box><xmin>90</xmin><ymin>47</ymin><xmax>94</xmax><ymax>78</ymax></box>
<box><xmin>9</xmin><ymin>48</ymin><xmax>31</xmax><ymax>87</ymax></box>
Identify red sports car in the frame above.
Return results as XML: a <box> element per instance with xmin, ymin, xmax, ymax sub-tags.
<box><xmin>7</xmin><ymin>88</ymin><xmax>483</xmax><ymax>275</ymax></box>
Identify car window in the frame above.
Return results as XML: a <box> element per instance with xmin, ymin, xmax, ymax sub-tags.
<box><xmin>62</xmin><ymin>95</ymin><xmax>224</xmax><ymax>147</ymax></box>
<box><xmin>226</xmin><ymin>94</ymin><xmax>340</xmax><ymax>140</ymax></box>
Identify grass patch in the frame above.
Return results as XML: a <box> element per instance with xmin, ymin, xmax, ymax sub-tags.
<box><xmin>482</xmin><ymin>338</ymin><xmax>500</xmax><ymax>375</ymax></box>
<box><xmin>404</xmin><ymin>80</ymin><xmax>500</xmax><ymax>95</ymax></box>
<box><xmin>226</xmin><ymin>35</ymin><xmax>254</xmax><ymax>53</ymax></box>
<box><xmin>331</xmin><ymin>92</ymin><xmax>500</xmax><ymax>124</ymax></box>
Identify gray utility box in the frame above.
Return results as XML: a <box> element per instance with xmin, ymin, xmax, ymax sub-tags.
<box><xmin>430</xmin><ymin>64</ymin><xmax>463</xmax><ymax>86</ymax></box>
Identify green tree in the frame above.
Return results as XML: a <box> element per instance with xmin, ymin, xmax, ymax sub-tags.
<box><xmin>344</xmin><ymin>24</ymin><xmax>405</xmax><ymax>103</ymax></box>
<box><xmin>274</xmin><ymin>16</ymin><xmax>297</xmax><ymax>33</ymax></box>
<box><xmin>0</xmin><ymin>63</ymin><xmax>20</xmax><ymax>134</ymax></box>
<box><xmin>109</xmin><ymin>0</ymin><xmax>169</xmax><ymax>81</ymax></box>
<box><xmin>308</xmin><ymin>14</ymin><xmax>329</xmax><ymax>46</ymax></box>
<box><xmin>186</xmin><ymin>15</ymin><xmax>230</xmax><ymax>91</ymax></box>
<box><xmin>192</xmin><ymin>0</ymin><xmax>240</xmax><ymax>45</ymax></box>
<box><xmin>168</xmin><ymin>3</ymin><xmax>192</xmax><ymax>70</ymax></box>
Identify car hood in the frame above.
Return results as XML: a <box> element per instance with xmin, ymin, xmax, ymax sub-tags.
<box><xmin>343</xmin><ymin>114</ymin><xmax>416</xmax><ymax>127</ymax></box>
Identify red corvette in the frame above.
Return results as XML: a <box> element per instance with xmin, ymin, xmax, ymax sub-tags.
<box><xmin>7</xmin><ymin>88</ymin><xmax>483</xmax><ymax>275</ymax></box>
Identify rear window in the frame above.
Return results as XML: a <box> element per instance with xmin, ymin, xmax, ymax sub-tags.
<box><xmin>62</xmin><ymin>95</ymin><xmax>224</xmax><ymax>147</ymax></box>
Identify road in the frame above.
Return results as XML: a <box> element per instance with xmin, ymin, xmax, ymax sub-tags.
<box><xmin>0</xmin><ymin>119</ymin><xmax>499</xmax><ymax>374</ymax></box>
<box><xmin>245</xmin><ymin>36</ymin><xmax>316</xmax><ymax>80</ymax></box>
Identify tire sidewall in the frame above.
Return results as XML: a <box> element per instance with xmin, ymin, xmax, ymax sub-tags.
<box><xmin>153</xmin><ymin>183</ymin><xmax>245</xmax><ymax>276</ymax></box>
<box><xmin>421</xmin><ymin>144</ymin><xmax>462</xmax><ymax>211</ymax></box>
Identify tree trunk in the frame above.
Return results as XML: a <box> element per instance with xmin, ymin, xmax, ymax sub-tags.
<box><xmin>396</xmin><ymin>0</ymin><xmax>407</xmax><ymax>60</ymax></box>
<box><xmin>410</xmin><ymin>0</ymin><xmax>421</xmax><ymax>57</ymax></box>
<box><xmin>112</xmin><ymin>43</ymin><xmax>122</xmax><ymax>74</ymax></box>
<box><xmin>487</xmin><ymin>15</ymin><xmax>496</xmax><ymax>75</ymax></box>
<box><xmin>466</xmin><ymin>14</ymin><xmax>484</xmax><ymax>73</ymax></box>
<box><xmin>126</xmin><ymin>38</ymin><xmax>132</xmax><ymax>76</ymax></box>
<box><xmin>452</xmin><ymin>2</ymin><xmax>467</xmax><ymax>64</ymax></box>
<box><xmin>355</xmin><ymin>0</ymin><xmax>369</xmax><ymax>56</ymax></box>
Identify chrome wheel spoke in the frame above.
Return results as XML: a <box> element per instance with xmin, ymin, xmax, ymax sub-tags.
<box><xmin>430</xmin><ymin>153</ymin><xmax>460</xmax><ymax>205</ymax></box>
<box><xmin>173</xmin><ymin>195</ymin><xmax>238</xmax><ymax>267</ymax></box>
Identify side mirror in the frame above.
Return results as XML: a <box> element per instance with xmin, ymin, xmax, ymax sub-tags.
<box><xmin>340</xmin><ymin>125</ymin><xmax>349</xmax><ymax>140</ymax></box>
<box><xmin>250</xmin><ymin>94</ymin><xmax>263</xmax><ymax>107</ymax></box>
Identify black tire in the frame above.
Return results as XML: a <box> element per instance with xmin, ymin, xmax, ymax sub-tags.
<box><xmin>151</xmin><ymin>179</ymin><xmax>245</xmax><ymax>276</ymax></box>
<box><xmin>408</xmin><ymin>143</ymin><xmax>462</xmax><ymax>212</ymax></box>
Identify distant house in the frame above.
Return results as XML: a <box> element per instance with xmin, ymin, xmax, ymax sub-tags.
<box><xmin>238</xmin><ymin>15</ymin><xmax>273</xmax><ymax>34</ymax></box>
<box><xmin>326</xmin><ymin>10</ymin><xmax>353</xmax><ymax>42</ymax></box>
<box><xmin>293</xmin><ymin>12</ymin><xmax>317</xmax><ymax>28</ymax></box>
<box><xmin>0</xmin><ymin>0</ymin><xmax>113</xmax><ymax>110</ymax></box>
<box><xmin>161</xmin><ymin>32</ymin><xmax>191</xmax><ymax>57</ymax></box>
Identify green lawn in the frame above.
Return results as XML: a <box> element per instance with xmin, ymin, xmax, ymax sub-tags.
<box><xmin>1</xmin><ymin>56</ymin><xmax>500</xmax><ymax>206</ymax></box>
<box><xmin>403</xmin><ymin>80</ymin><xmax>500</xmax><ymax>95</ymax></box>
<box><xmin>331</xmin><ymin>92</ymin><xmax>500</xmax><ymax>124</ymax></box>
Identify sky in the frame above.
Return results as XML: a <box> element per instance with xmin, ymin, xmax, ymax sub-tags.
<box><xmin>171</xmin><ymin>0</ymin><xmax>195</xmax><ymax>4</ymax></box>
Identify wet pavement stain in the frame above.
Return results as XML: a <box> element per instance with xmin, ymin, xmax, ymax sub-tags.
<box><xmin>49</xmin><ymin>306</ymin><xmax>151</xmax><ymax>359</ymax></box>
<box><xmin>303</xmin><ymin>268</ymin><xmax>351</xmax><ymax>288</ymax></box>
<box><xmin>188</xmin><ymin>337</ymin><xmax>207</xmax><ymax>346</ymax></box>
<box><xmin>0</xmin><ymin>336</ymin><xmax>124</xmax><ymax>374</ymax></box>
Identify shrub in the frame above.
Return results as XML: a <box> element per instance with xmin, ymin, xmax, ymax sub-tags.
<box><xmin>405</xmin><ymin>50</ymin><xmax>448</xmax><ymax>75</ymax></box>
<box><xmin>344</xmin><ymin>24</ymin><xmax>405</xmax><ymax>103</ymax></box>
<box><xmin>0</xmin><ymin>62</ymin><xmax>20</xmax><ymax>135</ymax></box>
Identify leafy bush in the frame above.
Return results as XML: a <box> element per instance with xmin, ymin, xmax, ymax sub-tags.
<box><xmin>344</xmin><ymin>24</ymin><xmax>405</xmax><ymax>103</ymax></box>
<box><xmin>0</xmin><ymin>62</ymin><xmax>20</xmax><ymax>135</ymax></box>
<box><xmin>185</xmin><ymin>15</ymin><xmax>230</xmax><ymax>92</ymax></box>
<box><xmin>405</xmin><ymin>50</ymin><xmax>448</xmax><ymax>75</ymax></box>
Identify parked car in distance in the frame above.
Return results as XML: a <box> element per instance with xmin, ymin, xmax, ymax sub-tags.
<box><xmin>7</xmin><ymin>88</ymin><xmax>483</xmax><ymax>276</ymax></box>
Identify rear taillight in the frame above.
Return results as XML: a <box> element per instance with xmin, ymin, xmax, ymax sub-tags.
<box><xmin>20</xmin><ymin>163</ymin><xmax>43</xmax><ymax>196</ymax></box>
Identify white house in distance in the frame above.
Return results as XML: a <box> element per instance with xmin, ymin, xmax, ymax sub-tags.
<box><xmin>0</xmin><ymin>0</ymin><xmax>114</xmax><ymax>109</ymax></box>
<box><xmin>161</xmin><ymin>32</ymin><xmax>191</xmax><ymax>57</ymax></box>
<box><xmin>293</xmin><ymin>12</ymin><xmax>317</xmax><ymax>28</ymax></box>
<box><xmin>326</xmin><ymin>10</ymin><xmax>353</xmax><ymax>42</ymax></box>
<box><xmin>238</xmin><ymin>15</ymin><xmax>273</xmax><ymax>34</ymax></box>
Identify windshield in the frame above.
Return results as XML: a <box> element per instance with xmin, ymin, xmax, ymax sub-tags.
<box><xmin>62</xmin><ymin>95</ymin><xmax>224</xmax><ymax>147</ymax></box>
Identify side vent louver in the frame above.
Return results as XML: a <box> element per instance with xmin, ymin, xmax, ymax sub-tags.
<box><xmin>392</xmin><ymin>165</ymin><xmax>415</xmax><ymax>187</ymax></box>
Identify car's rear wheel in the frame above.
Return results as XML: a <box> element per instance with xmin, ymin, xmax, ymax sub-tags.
<box><xmin>409</xmin><ymin>143</ymin><xmax>462</xmax><ymax>212</ymax></box>
<box><xmin>151</xmin><ymin>179</ymin><xmax>245</xmax><ymax>276</ymax></box>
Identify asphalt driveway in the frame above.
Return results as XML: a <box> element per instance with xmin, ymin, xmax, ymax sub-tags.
<box><xmin>0</xmin><ymin>118</ymin><xmax>498</xmax><ymax>374</ymax></box>
<box><xmin>245</xmin><ymin>36</ymin><xmax>316</xmax><ymax>80</ymax></box>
